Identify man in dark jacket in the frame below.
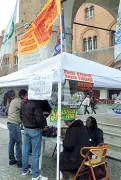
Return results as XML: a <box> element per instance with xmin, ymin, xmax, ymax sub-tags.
<box><xmin>60</xmin><ymin>119</ymin><xmax>90</xmax><ymax>180</ymax></box>
<box><xmin>21</xmin><ymin>98</ymin><xmax>51</xmax><ymax>180</ymax></box>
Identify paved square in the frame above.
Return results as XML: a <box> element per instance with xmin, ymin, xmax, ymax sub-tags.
<box><xmin>0</xmin><ymin>120</ymin><xmax>120</xmax><ymax>180</ymax></box>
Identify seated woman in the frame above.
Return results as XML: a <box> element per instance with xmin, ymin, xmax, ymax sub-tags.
<box><xmin>86</xmin><ymin>116</ymin><xmax>104</xmax><ymax>146</ymax></box>
<box><xmin>60</xmin><ymin>119</ymin><xmax>90</xmax><ymax>180</ymax></box>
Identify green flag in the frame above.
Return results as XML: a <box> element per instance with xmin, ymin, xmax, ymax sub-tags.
<box><xmin>1</xmin><ymin>0</ymin><xmax>18</xmax><ymax>57</ymax></box>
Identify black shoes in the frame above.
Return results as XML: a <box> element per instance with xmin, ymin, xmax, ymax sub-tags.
<box><xmin>9</xmin><ymin>160</ymin><xmax>22</xmax><ymax>168</ymax></box>
<box><xmin>9</xmin><ymin>160</ymin><xmax>17</xmax><ymax>165</ymax></box>
<box><xmin>17</xmin><ymin>163</ymin><xmax>22</xmax><ymax>168</ymax></box>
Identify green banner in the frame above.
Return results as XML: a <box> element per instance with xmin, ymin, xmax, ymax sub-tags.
<box><xmin>50</xmin><ymin>106</ymin><xmax>77</xmax><ymax>122</ymax></box>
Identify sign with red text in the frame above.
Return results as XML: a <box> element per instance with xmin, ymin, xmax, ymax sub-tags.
<box><xmin>64</xmin><ymin>70</ymin><xmax>93</xmax><ymax>83</ymax></box>
<box><xmin>64</xmin><ymin>70</ymin><xmax>93</xmax><ymax>92</ymax></box>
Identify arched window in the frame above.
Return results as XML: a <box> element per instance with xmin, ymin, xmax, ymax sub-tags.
<box><xmin>88</xmin><ymin>37</ymin><xmax>92</xmax><ymax>50</ymax></box>
<box><xmin>93</xmin><ymin>36</ymin><xmax>97</xmax><ymax>49</ymax></box>
<box><xmin>14</xmin><ymin>56</ymin><xmax>18</xmax><ymax>65</ymax></box>
<box><xmin>85</xmin><ymin>8</ymin><xmax>89</xmax><ymax>18</ymax></box>
<box><xmin>83</xmin><ymin>38</ymin><xmax>88</xmax><ymax>51</ymax></box>
<box><xmin>110</xmin><ymin>31</ymin><xmax>115</xmax><ymax>46</ymax></box>
<box><xmin>85</xmin><ymin>6</ymin><xmax>94</xmax><ymax>18</ymax></box>
<box><xmin>90</xmin><ymin>6</ymin><xmax>94</xmax><ymax>17</ymax></box>
<box><xmin>83</xmin><ymin>36</ymin><xmax>97</xmax><ymax>51</ymax></box>
<box><xmin>4</xmin><ymin>57</ymin><xmax>9</xmax><ymax>65</ymax></box>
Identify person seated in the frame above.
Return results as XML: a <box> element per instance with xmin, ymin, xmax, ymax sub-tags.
<box><xmin>60</xmin><ymin>119</ymin><xmax>90</xmax><ymax>180</ymax></box>
<box><xmin>86</xmin><ymin>116</ymin><xmax>104</xmax><ymax>146</ymax></box>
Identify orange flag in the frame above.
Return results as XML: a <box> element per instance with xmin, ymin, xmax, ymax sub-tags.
<box><xmin>18</xmin><ymin>0</ymin><xmax>61</xmax><ymax>56</ymax></box>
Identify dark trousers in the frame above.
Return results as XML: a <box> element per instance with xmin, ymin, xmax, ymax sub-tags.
<box><xmin>91</xmin><ymin>106</ymin><xmax>96</xmax><ymax>114</ymax></box>
<box><xmin>84</xmin><ymin>105</ymin><xmax>90</xmax><ymax>114</ymax></box>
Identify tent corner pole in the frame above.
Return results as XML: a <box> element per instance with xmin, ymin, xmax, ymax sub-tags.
<box><xmin>56</xmin><ymin>72</ymin><xmax>62</xmax><ymax>180</ymax></box>
<box><xmin>56</xmin><ymin>4</ymin><xmax>63</xmax><ymax>179</ymax></box>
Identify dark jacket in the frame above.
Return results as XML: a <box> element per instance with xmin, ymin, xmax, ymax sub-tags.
<box><xmin>21</xmin><ymin>100</ymin><xmax>51</xmax><ymax>129</ymax></box>
<box><xmin>90</xmin><ymin>99</ymin><xmax>96</xmax><ymax>108</ymax></box>
<box><xmin>87</xmin><ymin>127</ymin><xmax>104</xmax><ymax>146</ymax></box>
<box><xmin>60</xmin><ymin>120</ymin><xmax>90</xmax><ymax>172</ymax></box>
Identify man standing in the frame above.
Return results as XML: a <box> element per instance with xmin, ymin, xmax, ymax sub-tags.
<box><xmin>7</xmin><ymin>89</ymin><xmax>27</xmax><ymax>168</ymax></box>
<box><xmin>82</xmin><ymin>95</ymin><xmax>90</xmax><ymax>115</ymax></box>
<box><xmin>21</xmin><ymin>97</ymin><xmax>51</xmax><ymax>180</ymax></box>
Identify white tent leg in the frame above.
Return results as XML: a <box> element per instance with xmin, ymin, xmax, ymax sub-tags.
<box><xmin>56</xmin><ymin>80</ymin><xmax>62</xmax><ymax>180</ymax></box>
<box><xmin>56</xmin><ymin>9</ymin><xmax>63</xmax><ymax>178</ymax></box>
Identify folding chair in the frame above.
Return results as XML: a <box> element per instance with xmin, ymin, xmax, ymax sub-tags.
<box><xmin>74</xmin><ymin>144</ymin><xmax>110</xmax><ymax>180</ymax></box>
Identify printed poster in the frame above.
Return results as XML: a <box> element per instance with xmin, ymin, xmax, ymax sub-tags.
<box><xmin>28</xmin><ymin>72</ymin><xmax>53</xmax><ymax>100</ymax></box>
<box><xmin>64</xmin><ymin>70</ymin><xmax>94</xmax><ymax>108</ymax></box>
<box><xmin>50</xmin><ymin>106</ymin><xmax>77</xmax><ymax>122</ymax></box>
<box><xmin>64</xmin><ymin>70</ymin><xmax>93</xmax><ymax>92</ymax></box>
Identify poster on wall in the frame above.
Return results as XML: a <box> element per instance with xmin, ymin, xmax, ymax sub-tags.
<box><xmin>49</xmin><ymin>83</ymin><xmax>65</xmax><ymax>108</ymax></box>
<box><xmin>64</xmin><ymin>70</ymin><xmax>93</xmax><ymax>92</ymax></box>
<box><xmin>64</xmin><ymin>70</ymin><xmax>94</xmax><ymax>108</ymax></box>
<box><xmin>107</xmin><ymin>92</ymin><xmax>121</xmax><ymax>115</ymax></box>
<box><xmin>107</xmin><ymin>103</ymin><xmax>121</xmax><ymax>115</ymax></box>
<box><xmin>18</xmin><ymin>47</ymin><xmax>48</xmax><ymax>70</ymax></box>
<box><xmin>0</xmin><ymin>88</ymin><xmax>23</xmax><ymax>116</ymax></box>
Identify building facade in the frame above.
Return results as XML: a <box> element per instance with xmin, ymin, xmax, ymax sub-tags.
<box><xmin>73</xmin><ymin>3</ymin><xmax>116</xmax><ymax>64</ymax></box>
<box><xmin>72</xmin><ymin>3</ymin><xmax>121</xmax><ymax>99</ymax></box>
<box><xmin>0</xmin><ymin>1</ymin><xmax>120</xmax><ymax>100</ymax></box>
<box><xmin>0</xmin><ymin>0</ymin><xmax>42</xmax><ymax>76</ymax></box>
<box><xmin>0</xmin><ymin>24</ymin><xmax>19</xmax><ymax>76</ymax></box>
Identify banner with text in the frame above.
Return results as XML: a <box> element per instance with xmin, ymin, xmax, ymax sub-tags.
<box><xmin>28</xmin><ymin>72</ymin><xmax>54</xmax><ymax>100</ymax></box>
<box><xmin>115</xmin><ymin>0</ymin><xmax>121</xmax><ymax>62</ymax></box>
<box><xmin>18</xmin><ymin>46</ymin><xmax>48</xmax><ymax>70</ymax></box>
<box><xmin>18</xmin><ymin>0</ymin><xmax>60</xmax><ymax>56</ymax></box>
<box><xmin>50</xmin><ymin>106</ymin><xmax>77</xmax><ymax>122</ymax></box>
<box><xmin>64</xmin><ymin>70</ymin><xmax>94</xmax><ymax>92</ymax></box>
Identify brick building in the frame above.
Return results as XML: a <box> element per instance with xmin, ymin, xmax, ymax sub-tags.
<box><xmin>72</xmin><ymin>3</ymin><xmax>121</xmax><ymax>99</ymax></box>
<box><xmin>0</xmin><ymin>23</ymin><xmax>19</xmax><ymax>76</ymax></box>
<box><xmin>0</xmin><ymin>1</ymin><xmax>120</xmax><ymax>100</ymax></box>
<box><xmin>73</xmin><ymin>3</ymin><xmax>116</xmax><ymax>65</ymax></box>
<box><xmin>0</xmin><ymin>0</ymin><xmax>42</xmax><ymax>76</ymax></box>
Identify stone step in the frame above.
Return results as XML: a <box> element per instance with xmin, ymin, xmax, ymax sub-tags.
<box><xmin>82</xmin><ymin>119</ymin><xmax>121</xmax><ymax>136</ymax></box>
<box><xmin>77</xmin><ymin>114</ymin><xmax>121</xmax><ymax>126</ymax></box>
<box><xmin>104</xmin><ymin>132</ymin><xmax>121</xmax><ymax>146</ymax></box>
<box><xmin>105</xmin><ymin>142</ymin><xmax>121</xmax><ymax>160</ymax></box>
<box><xmin>98</xmin><ymin>123</ymin><xmax>121</xmax><ymax>135</ymax></box>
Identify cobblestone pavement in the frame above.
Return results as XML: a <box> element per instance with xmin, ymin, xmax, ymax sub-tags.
<box><xmin>0</xmin><ymin>124</ymin><xmax>120</xmax><ymax>180</ymax></box>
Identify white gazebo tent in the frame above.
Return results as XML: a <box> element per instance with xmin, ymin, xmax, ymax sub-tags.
<box><xmin>0</xmin><ymin>53</ymin><xmax>121</xmax><ymax>88</ymax></box>
<box><xmin>0</xmin><ymin>52</ymin><xmax>121</xmax><ymax>179</ymax></box>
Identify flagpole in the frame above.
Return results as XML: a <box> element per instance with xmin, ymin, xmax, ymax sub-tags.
<box><xmin>60</xmin><ymin>9</ymin><xmax>63</xmax><ymax>54</ymax></box>
<box><xmin>62</xmin><ymin>8</ymin><xmax>67</xmax><ymax>52</ymax></box>
<box><xmin>56</xmin><ymin>5</ymin><xmax>63</xmax><ymax>180</ymax></box>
